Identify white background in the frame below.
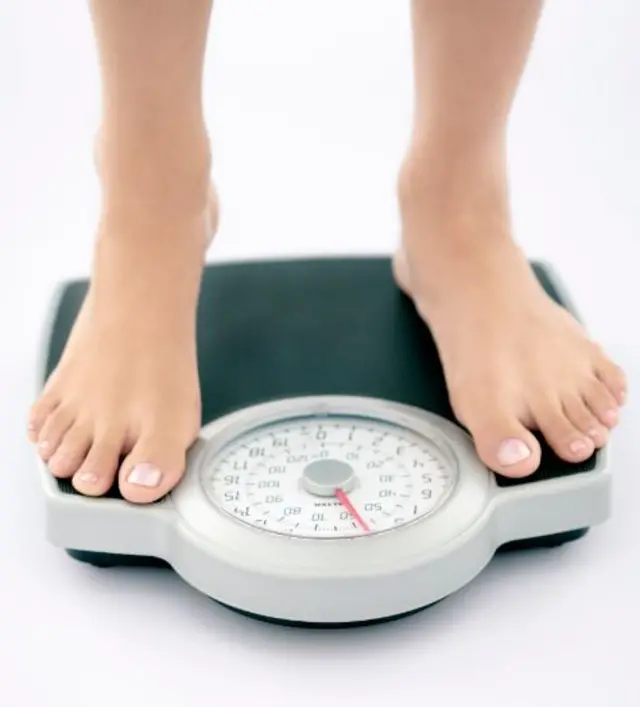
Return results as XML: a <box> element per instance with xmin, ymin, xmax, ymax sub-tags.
<box><xmin>1</xmin><ymin>1</ymin><xmax>639</xmax><ymax>705</ymax></box>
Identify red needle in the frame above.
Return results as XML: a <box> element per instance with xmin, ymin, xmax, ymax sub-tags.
<box><xmin>335</xmin><ymin>488</ymin><xmax>371</xmax><ymax>533</ymax></box>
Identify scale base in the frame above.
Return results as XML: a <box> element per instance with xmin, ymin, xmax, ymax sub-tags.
<box><xmin>65</xmin><ymin>528</ymin><xmax>589</xmax><ymax>628</ymax></box>
<box><xmin>42</xmin><ymin>255</ymin><xmax>602</xmax><ymax>627</ymax></box>
<box><xmin>66</xmin><ymin>528</ymin><xmax>589</xmax><ymax>629</ymax></box>
<box><xmin>65</xmin><ymin>527</ymin><xmax>589</xmax><ymax>571</ymax></box>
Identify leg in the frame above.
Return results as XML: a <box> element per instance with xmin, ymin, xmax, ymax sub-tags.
<box><xmin>28</xmin><ymin>0</ymin><xmax>216</xmax><ymax>502</ymax></box>
<box><xmin>395</xmin><ymin>0</ymin><xmax>626</xmax><ymax>477</ymax></box>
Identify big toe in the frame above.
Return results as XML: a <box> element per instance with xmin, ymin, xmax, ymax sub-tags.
<box><xmin>457</xmin><ymin>402</ymin><xmax>542</xmax><ymax>477</ymax></box>
<box><xmin>118</xmin><ymin>433</ymin><xmax>188</xmax><ymax>503</ymax></box>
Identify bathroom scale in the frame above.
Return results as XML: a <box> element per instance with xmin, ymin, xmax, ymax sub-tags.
<box><xmin>36</xmin><ymin>256</ymin><xmax>611</xmax><ymax>627</ymax></box>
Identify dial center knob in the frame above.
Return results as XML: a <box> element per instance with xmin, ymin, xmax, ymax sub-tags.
<box><xmin>302</xmin><ymin>459</ymin><xmax>355</xmax><ymax>496</ymax></box>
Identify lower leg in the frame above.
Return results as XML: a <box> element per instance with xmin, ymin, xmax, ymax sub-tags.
<box><xmin>93</xmin><ymin>0</ymin><xmax>213</xmax><ymax>219</ymax></box>
<box><xmin>29</xmin><ymin>0</ymin><xmax>216</xmax><ymax>502</ymax></box>
<box><xmin>396</xmin><ymin>0</ymin><xmax>626</xmax><ymax>476</ymax></box>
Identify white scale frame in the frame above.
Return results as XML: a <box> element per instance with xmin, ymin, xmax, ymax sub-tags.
<box><xmin>38</xmin><ymin>393</ymin><xmax>611</xmax><ymax>624</ymax></box>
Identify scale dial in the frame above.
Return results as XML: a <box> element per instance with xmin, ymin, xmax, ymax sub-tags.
<box><xmin>200</xmin><ymin>414</ymin><xmax>458</xmax><ymax>538</ymax></box>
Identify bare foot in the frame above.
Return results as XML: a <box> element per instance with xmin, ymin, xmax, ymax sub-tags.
<box><xmin>394</xmin><ymin>146</ymin><xmax>627</xmax><ymax>477</ymax></box>
<box><xmin>28</xmin><ymin>132</ymin><xmax>216</xmax><ymax>503</ymax></box>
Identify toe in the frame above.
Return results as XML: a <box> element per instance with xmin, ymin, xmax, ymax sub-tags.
<box><xmin>72</xmin><ymin>434</ymin><xmax>124</xmax><ymax>497</ymax></box>
<box><xmin>594</xmin><ymin>353</ymin><xmax>627</xmax><ymax>405</ymax></box>
<box><xmin>391</xmin><ymin>248</ymin><xmax>412</xmax><ymax>296</ymax></box>
<box><xmin>36</xmin><ymin>405</ymin><xmax>75</xmax><ymax>462</ymax></box>
<box><xmin>534</xmin><ymin>398</ymin><xmax>595</xmax><ymax>462</ymax></box>
<box><xmin>458</xmin><ymin>402</ymin><xmax>542</xmax><ymax>477</ymax></box>
<box><xmin>583</xmin><ymin>376</ymin><xmax>620</xmax><ymax>429</ymax></box>
<box><xmin>118</xmin><ymin>433</ymin><xmax>187</xmax><ymax>503</ymax></box>
<box><xmin>47</xmin><ymin>423</ymin><xmax>93</xmax><ymax>478</ymax></box>
<box><xmin>562</xmin><ymin>394</ymin><xmax>609</xmax><ymax>449</ymax></box>
<box><xmin>28</xmin><ymin>390</ymin><xmax>60</xmax><ymax>443</ymax></box>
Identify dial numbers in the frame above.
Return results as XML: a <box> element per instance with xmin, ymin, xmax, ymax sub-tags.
<box><xmin>201</xmin><ymin>416</ymin><xmax>456</xmax><ymax>538</ymax></box>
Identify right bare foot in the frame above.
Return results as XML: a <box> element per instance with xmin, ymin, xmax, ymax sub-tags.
<box><xmin>28</xmin><ymin>131</ymin><xmax>216</xmax><ymax>503</ymax></box>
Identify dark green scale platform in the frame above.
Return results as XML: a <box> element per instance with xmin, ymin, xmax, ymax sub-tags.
<box><xmin>43</xmin><ymin>256</ymin><xmax>594</xmax><ymax>624</ymax></box>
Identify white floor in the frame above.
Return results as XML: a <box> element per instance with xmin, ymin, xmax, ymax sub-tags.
<box><xmin>1</xmin><ymin>1</ymin><xmax>639</xmax><ymax>705</ymax></box>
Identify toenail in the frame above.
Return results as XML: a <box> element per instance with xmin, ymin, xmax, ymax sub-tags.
<box><xmin>569</xmin><ymin>439</ymin><xmax>590</xmax><ymax>455</ymax></box>
<box><xmin>38</xmin><ymin>440</ymin><xmax>50</xmax><ymax>451</ymax></box>
<box><xmin>76</xmin><ymin>471</ymin><xmax>98</xmax><ymax>484</ymax></box>
<box><xmin>127</xmin><ymin>463</ymin><xmax>162</xmax><ymax>488</ymax></box>
<box><xmin>497</xmin><ymin>438</ymin><xmax>531</xmax><ymax>467</ymax></box>
<box><xmin>604</xmin><ymin>409</ymin><xmax>618</xmax><ymax>425</ymax></box>
<box><xmin>587</xmin><ymin>428</ymin><xmax>600</xmax><ymax>440</ymax></box>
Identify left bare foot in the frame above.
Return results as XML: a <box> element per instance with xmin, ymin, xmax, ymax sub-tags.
<box><xmin>394</xmin><ymin>145</ymin><xmax>627</xmax><ymax>477</ymax></box>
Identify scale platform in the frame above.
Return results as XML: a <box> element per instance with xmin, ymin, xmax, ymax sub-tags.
<box><xmin>38</xmin><ymin>256</ymin><xmax>611</xmax><ymax>627</ymax></box>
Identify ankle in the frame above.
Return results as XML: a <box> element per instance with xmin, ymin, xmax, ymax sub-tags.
<box><xmin>95</xmin><ymin>121</ymin><xmax>213</xmax><ymax>220</ymax></box>
<box><xmin>399</xmin><ymin>134</ymin><xmax>507</xmax><ymax>208</ymax></box>
<box><xmin>397</xmin><ymin>134</ymin><xmax>511</xmax><ymax>252</ymax></box>
<box><xmin>396</xmin><ymin>137</ymin><xmax>519</xmax><ymax>290</ymax></box>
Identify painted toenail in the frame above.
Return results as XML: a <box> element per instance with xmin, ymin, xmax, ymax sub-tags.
<box><xmin>127</xmin><ymin>463</ymin><xmax>162</xmax><ymax>487</ymax></box>
<box><xmin>77</xmin><ymin>472</ymin><xmax>98</xmax><ymax>484</ymax></box>
<box><xmin>569</xmin><ymin>439</ymin><xmax>590</xmax><ymax>455</ymax></box>
<box><xmin>497</xmin><ymin>438</ymin><xmax>531</xmax><ymax>466</ymax></box>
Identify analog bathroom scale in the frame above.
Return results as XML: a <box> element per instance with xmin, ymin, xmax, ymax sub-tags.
<box><xmin>37</xmin><ymin>256</ymin><xmax>611</xmax><ymax>627</ymax></box>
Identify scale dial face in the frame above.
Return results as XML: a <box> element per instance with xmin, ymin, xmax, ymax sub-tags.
<box><xmin>199</xmin><ymin>413</ymin><xmax>458</xmax><ymax>539</ymax></box>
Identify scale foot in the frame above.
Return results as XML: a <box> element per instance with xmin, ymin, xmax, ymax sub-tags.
<box><xmin>65</xmin><ymin>549</ymin><xmax>170</xmax><ymax>569</ymax></box>
<box><xmin>213</xmin><ymin>600</ymin><xmax>438</xmax><ymax>628</ymax></box>
<box><xmin>497</xmin><ymin>527</ymin><xmax>589</xmax><ymax>552</ymax></box>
